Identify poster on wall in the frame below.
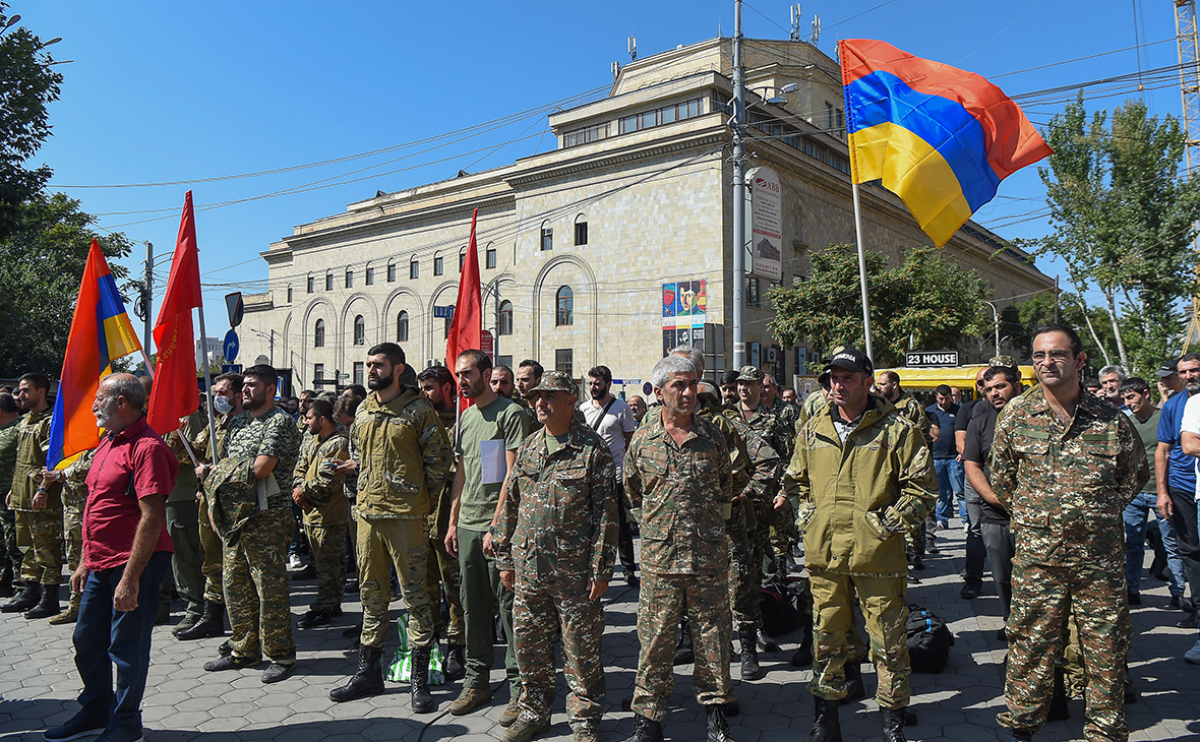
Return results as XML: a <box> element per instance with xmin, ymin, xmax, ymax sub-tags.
<box><xmin>747</xmin><ymin>166</ymin><xmax>782</xmax><ymax>281</ymax></box>
<box><xmin>662</xmin><ymin>280</ymin><xmax>707</xmax><ymax>355</ymax></box>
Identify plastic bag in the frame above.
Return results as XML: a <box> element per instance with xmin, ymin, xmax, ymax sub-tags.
<box><xmin>387</xmin><ymin>613</ymin><xmax>446</xmax><ymax>684</ymax></box>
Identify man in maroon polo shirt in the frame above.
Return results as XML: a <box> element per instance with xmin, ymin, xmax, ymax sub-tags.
<box><xmin>44</xmin><ymin>374</ymin><xmax>178</xmax><ymax>742</ymax></box>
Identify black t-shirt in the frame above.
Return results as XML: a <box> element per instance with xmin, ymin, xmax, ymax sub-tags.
<box><xmin>955</xmin><ymin>398</ymin><xmax>981</xmax><ymax>434</ymax></box>
<box><xmin>961</xmin><ymin>403</ymin><xmax>1010</xmax><ymax>525</ymax></box>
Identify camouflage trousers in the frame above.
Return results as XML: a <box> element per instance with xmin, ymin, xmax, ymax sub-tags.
<box><xmin>632</xmin><ymin>569</ymin><xmax>734</xmax><ymax>722</ymax></box>
<box><xmin>999</xmin><ymin>560</ymin><xmax>1130</xmax><ymax>742</ymax></box>
<box><xmin>302</xmin><ymin>519</ymin><xmax>347</xmax><ymax>614</ymax></box>
<box><xmin>769</xmin><ymin>497</ymin><xmax>797</xmax><ymax>561</ymax></box>
<box><xmin>357</xmin><ymin>516</ymin><xmax>432</xmax><ymax>651</ymax></box>
<box><xmin>751</xmin><ymin>501</ymin><xmax>774</xmax><ymax>577</ymax></box>
<box><xmin>726</xmin><ymin>501</ymin><xmax>761</xmax><ymax>631</ymax></box>
<box><xmin>426</xmin><ymin>535</ymin><xmax>464</xmax><ymax>645</ymax></box>
<box><xmin>809</xmin><ymin>570</ymin><xmax>910</xmax><ymax>709</ymax></box>
<box><xmin>0</xmin><ymin>503</ymin><xmax>20</xmax><ymax>582</ymax></box>
<box><xmin>513</xmin><ymin>568</ymin><xmax>606</xmax><ymax>728</ymax></box>
<box><xmin>63</xmin><ymin>496</ymin><xmax>84</xmax><ymax>610</ymax></box>
<box><xmin>15</xmin><ymin>508</ymin><xmax>63</xmax><ymax>585</ymax></box>
<box><xmin>198</xmin><ymin>497</ymin><xmax>224</xmax><ymax>604</ymax></box>
<box><xmin>166</xmin><ymin>500</ymin><xmax>204</xmax><ymax>619</ymax></box>
<box><xmin>223</xmin><ymin>507</ymin><xmax>296</xmax><ymax>665</ymax></box>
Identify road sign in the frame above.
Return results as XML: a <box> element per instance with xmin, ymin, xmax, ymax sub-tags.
<box><xmin>337</xmin><ymin>372</ymin><xmax>351</xmax><ymax>381</ymax></box>
<box><xmin>225</xmin><ymin>292</ymin><xmax>244</xmax><ymax>328</ymax></box>
<box><xmin>480</xmin><ymin>330</ymin><xmax>494</xmax><ymax>358</ymax></box>
<box><xmin>905</xmin><ymin>350</ymin><xmax>960</xmax><ymax>368</ymax></box>
<box><xmin>643</xmin><ymin>382</ymin><xmax>653</xmax><ymax>396</ymax></box>
<box><xmin>223</xmin><ymin>330</ymin><xmax>239</xmax><ymax>363</ymax></box>
<box><xmin>255</xmin><ymin>354</ymin><xmax>270</xmax><ymax>365</ymax></box>
<box><xmin>433</xmin><ymin>305</ymin><xmax>455</xmax><ymax>319</ymax></box>
<box><xmin>221</xmin><ymin>364</ymin><xmax>242</xmax><ymax>374</ymax></box>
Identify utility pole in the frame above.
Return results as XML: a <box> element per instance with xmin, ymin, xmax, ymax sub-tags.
<box><xmin>732</xmin><ymin>0</ymin><xmax>747</xmax><ymax>370</ymax></box>
<box><xmin>143</xmin><ymin>242</ymin><xmax>154</xmax><ymax>357</ymax></box>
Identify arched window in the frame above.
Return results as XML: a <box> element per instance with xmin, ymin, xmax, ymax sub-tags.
<box><xmin>574</xmin><ymin>213</ymin><xmax>588</xmax><ymax>246</ymax></box>
<box><xmin>307</xmin><ymin>274</ymin><xmax>314</xmax><ymax>294</ymax></box>
<box><xmin>353</xmin><ymin>315</ymin><xmax>366</xmax><ymax>346</ymax></box>
<box><xmin>345</xmin><ymin>268</ymin><xmax>353</xmax><ymax>289</ymax></box>
<box><xmin>410</xmin><ymin>257</ymin><xmax>419</xmax><ymax>280</ymax></box>
<box><xmin>499</xmin><ymin>300</ymin><xmax>513</xmax><ymax>336</ymax></box>
<box><xmin>365</xmin><ymin>264</ymin><xmax>375</xmax><ymax>286</ymax></box>
<box><xmin>286</xmin><ymin>285</ymin><xmax>293</xmax><ymax>303</ymax></box>
<box><xmin>459</xmin><ymin>247</ymin><xmax>467</xmax><ymax>272</ymax></box>
<box><xmin>325</xmin><ymin>273</ymin><xmax>333</xmax><ymax>292</ymax></box>
<box><xmin>485</xmin><ymin>242</ymin><xmax>497</xmax><ymax>270</ymax></box>
<box><xmin>540</xmin><ymin>220</ymin><xmax>553</xmax><ymax>251</ymax></box>
<box><xmin>314</xmin><ymin>319</ymin><xmax>326</xmax><ymax>348</ymax></box>
<box><xmin>387</xmin><ymin>261</ymin><xmax>397</xmax><ymax>283</ymax></box>
<box><xmin>396</xmin><ymin>311</ymin><xmax>409</xmax><ymax>342</ymax></box>
<box><xmin>434</xmin><ymin>255</ymin><xmax>444</xmax><ymax>276</ymax></box>
<box><xmin>556</xmin><ymin>286</ymin><xmax>573</xmax><ymax>326</ymax></box>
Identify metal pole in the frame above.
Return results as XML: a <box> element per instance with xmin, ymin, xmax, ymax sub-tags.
<box><xmin>269</xmin><ymin>330</ymin><xmax>275</xmax><ymax>367</ymax></box>
<box><xmin>196</xmin><ymin>305</ymin><xmax>219</xmax><ymax>463</ymax></box>
<box><xmin>732</xmin><ymin>0</ymin><xmax>747</xmax><ymax>369</ymax></box>
<box><xmin>985</xmin><ymin>300</ymin><xmax>1000</xmax><ymax>357</ymax></box>
<box><xmin>850</xmin><ymin>183</ymin><xmax>874</xmax><ymax>361</ymax></box>
<box><xmin>143</xmin><ymin>242</ymin><xmax>154</xmax><ymax>356</ymax></box>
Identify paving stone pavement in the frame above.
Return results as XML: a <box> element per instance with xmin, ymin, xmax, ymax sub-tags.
<box><xmin>2</xmin><ymin>521</ymin><xmax>1199</xmax><ymax>742</ymax></box>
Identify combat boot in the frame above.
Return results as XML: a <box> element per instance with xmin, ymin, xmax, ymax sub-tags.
<box><xmin>329</xmin><ymin>645</ymin><xmax>385</xmax><ymax>702</ymax></box>
<box><xmin>624</xmin><ymin>713</ymin><xmax>664</xmax><ymax>742</ymax></box>
<box><xmin>739</xmin><ymin>629</ymin><xmax>763</xmax><ymax>681</ymax></box>
<box><xmin>774</xmin><ymin>555</ymin><xmax>789</xmax><ymax>584</ymax></box>
<box><xmin>48</xmin><ymin>593</ymin><xmax>79</xmax><ymax>625</ymax></box>
<box><xmin>1</xmin><ymin>581</ymin><xmax>40</xmax><ymax>613</ymax></box>
<box><xmin>445</xmin><ymin>643</ymin><xmax>465</xmax><ymax>681</ymax></box>
<box><xmin>673</xmin><ymin>619</ymin><xmax>694</xmax><ymax>665</ymax></box>
<box><xmin>177</xmin><ymin>600</ymin><xmax>226</xmax><ymax>640</ymax></box>
<box><xmin>757</xmin><ymin>628</ymin><xmax>779</xmax><ymax>652</ymax></box>
<box><xmin>705</xmin><ymin>703</ymin><xmax>736</xmax><ymax>742</ymax></box>
<box><xmin>804</xmin><ymin>697</ymin><xmax>842</xmax><ymax>742</ymax></box>
<box><xmin>840</xmin><ymin>661</ymin><xmax>866</xmax><ymax>705</ymax></box>
<box><xmin>881</xmin><ymin>707</ymin><xmax>907</xmax><ymax>742</ymax></box>
<box><xmin>409</xmin><ymin>645</ymin><xmax>435</xmax><ymax>713</ymax></box>
<box><xmin>24</xmin><ymin>583</ymin><xmax>60</xmax><ymax>619</ymax></box>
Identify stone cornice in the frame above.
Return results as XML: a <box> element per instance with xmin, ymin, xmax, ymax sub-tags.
<box><xmin>506</xmin><ymin>128</ymin><xmax>729</xmax><ymax>187</ymax></box>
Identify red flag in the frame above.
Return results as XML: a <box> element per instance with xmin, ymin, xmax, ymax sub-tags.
<box><xmin>445</xmin><ymin>209</ymin><xmax>482</xmax><ymax>412</ymax></box>
<box><xmin>148</xmin><ymin>191</ymin><xmax>203</xmax><ymax>434</ymax></box>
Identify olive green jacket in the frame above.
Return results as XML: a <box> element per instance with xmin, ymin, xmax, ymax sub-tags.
<box><xmin>784</xmin><ymin>394</ymin><xmax>937</xmax><ymax>576</ymax></box>
<box><xmin>294</xmin><ymin>428</ymin><xmax>351</xmax><ymax>525</ymax></box>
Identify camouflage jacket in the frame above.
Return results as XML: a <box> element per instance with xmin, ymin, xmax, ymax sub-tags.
<box><xmin>204</xmin><ymin>456</ymin><xmax>260</xmax><ymax>542</ymax></box>
<box><xmin>350</xmin><ymin>386</ymin><xmax>451</xmax><ymax>521</ymax></box>
<box><xmin>293</xmin><ymin>428</ymin><xmax>351</xmax><ymax>525</ymax></box>
<box><xmin>800</xmin><ymin>390</ymin><xmax>828</xmax><ymax>426</ymax></box>
<box><xmin>165</xmin><ymin>410</ymin><xmax>206</xmax><ymax>503</ymax></box>
<box><xmin>736</xmin><ymin>402</ymin><xmax>793</xmax><ymax>473</ymax></box>
<box><xmin>785</xmin><ymin>394</ymin><xmax>937</xmax><ymax>576</ymax></box>
<box><xmin>770</xmin><ymin>397</ymin><xmax>800</xmax><ymax>449</ymax></box>
<box><xmin>990</xmin><ymin>385</ymin><xmax>1149</xmax><ymax>568</ymax></box>
<box><xmin>892</xmin><ymin>391</ymin><xmax>931</xmax><ymax>439</ymax></box>
<box><xmin>426</xmin><ymin>407</ymin><xmax>459</xmax><ymax>538</ymax></box>
<box><xmin>0</xmin><ymin>417</ymin><xmax>19</xmax><ymax>498</ymax></box>
<box><xmin>493</xmin><ymin>419</ymin><xmax>618</xmax><ymax>581</ymax></box>
<box><xmin>196</xmin><ymin>411</ymin><xmax>237</xmax><ymax>463</ymax></box>
<box><xmin>720</xmin><ymin>408</ymin><xmax>780</xmax><ymax>507</ymax></box>
<box><xmin>695</xmin><ymin>393</ymin><xmax>750</xmax><ymax>502</ymax></box>
<box><xmin>60</xmin><ymin>448</ymin><xmax>95</xmax><ymax>508</ymax></box>
<box><xmin>11</xmin><ymin>407</ymin><xmax>61</xmax><ymax>512</ymax></box>
<box><xmin>222</xmin><ymin>406</ymin><xmax>301</xmax><ymax>511</ymax></box>
<box><xmin>625</xmin><ymin>408</ymin><xmax>732</xmax><ymax>575</ymax></box>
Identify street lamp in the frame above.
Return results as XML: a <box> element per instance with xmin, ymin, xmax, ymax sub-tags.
<box><xmin>747</xmin><ymin>83</ymin><xmax>798</xmax><ymax>105</ymax></box>
<box><xmin>983</xmin><ymin>301</ymin><xmax>1001</xmax><ymax>357</ymax></box>
<box><xmin>249</xmin><ymin>327</ymin><xmax>275</xmax><ymax>366</ymax></box>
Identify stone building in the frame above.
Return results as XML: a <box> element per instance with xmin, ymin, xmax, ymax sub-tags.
<box><xmin>239</xmin><ymin>35</ymin><xmax>1053</xmax><ymax>394</ymax></box>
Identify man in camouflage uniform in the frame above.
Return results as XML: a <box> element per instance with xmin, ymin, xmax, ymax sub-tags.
<box><xmin>785</xmin><ymin>348</ymin><xmax>937</xmax><ymax>742</ymax></box>
<box><xmin>2</xmin><ymin>373</ymin><xmax>64</xmax><ymax>618</ymax></box>
<box><xmin>416</xmin><ymin>365</ymin><xmax>466</xmax><ymax>680</ymax></box>
<box><xmin>291</xmin><ymin>398</ymin><xmax>350</xmax><ymax>628</ymax></box>
<box><xmin>992</xmin><ymin>325</ymin><xmax>1148</xmax><ymax>742</ymax></box>
<box><xmin>514</xmin><ymin>360</ymin><xmax>545</xmax><ymax>432</ymax></box>
<box><xmin>764</xmin><ymin>374</ymin><xmax>800</xmax><ymax>441</ymax></box>
<box><xmin>735</xmin><ymin>366</ymin><xmax>794</xmax><ymax>584</ymax></box>
<box><xmin>179</xmin><ymin>372</ymin><xmax>243</xmax><ymax>641</ymax></box>
<box><xmin>0</xmin><ymin>392</ymin><xmax>23</xmax><ymax>598</ymax></box>
<box><xmin>875</xmin><ymin>370</ymin><xmax>933</xmax><ymax>573</ymax></box>
<box><xmin>330</xmin><ymin>343</ymin><xmax>451</xmax><ymax>713</ymax></box>
<box><xmin>163</xmin><ymin>403</ymin><xmax>207</xmax><ymax>634</ymax></box>
<box><xmin>624</xmin><ymin>355</ymin><xmax>736</xmax><ymax>742</ymax></box>
<box><xmin>494</xmin><ymin>371</ymin><xmax>618</xmax><ymax>742</ymax></box>
<box><xmin>40</xmin><ymin>449</ymin><xmax>94</xmax><ymax>624</ymax></box>
<box><xmin>201</xmin><ymin>365</ymin><xmax>301</xmax><ymax>684</ymax></box>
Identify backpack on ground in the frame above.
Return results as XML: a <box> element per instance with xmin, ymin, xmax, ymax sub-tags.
<box><xmin>906</xmin><ymin>604</ymin><xmax>954</xmax><ymax>673</ymax></box>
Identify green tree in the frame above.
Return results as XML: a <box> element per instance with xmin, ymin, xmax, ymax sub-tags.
<box><xmin>0</xmin><ymin>4</ymin><xmax>63</xmax><ymax>241</ymax></box>
<box><xmin>0</xmin><ymin>193</ymin><xmax>134</xmax><ymax>377</ymax></box>
<box><xmin>768</xmin><ymin>245</ymin><xmax>990</xmax><ymax>368</ymax></box>
<box><xmin>1033</xmin><ymin>94</ymin><xmax>1200</xmax><ymax>374</ymax></box>
<box><xmin>1009</xmin><ymin>290</ymin><xmax>1116</xmax><ymax>365</ymax></box>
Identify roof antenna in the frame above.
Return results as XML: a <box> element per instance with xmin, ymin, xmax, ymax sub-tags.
<box><xmin>790</xmin><ymin>5</ymin><xmax>802</xmax><ymax>41</ymax></box>
<box><xmin>611</xmin><ymin>61</ymin><xmax>621</xmax><ymax>80</ymax></box>
<box><xmin>628</xmin><ymin>35</ymin><xmax>637</xmax><ymax>61</ymax></box>
<box><xmin>811</xmin><ymin>14</ymin><xmax>821</xmax><ymax>44</ymax></box>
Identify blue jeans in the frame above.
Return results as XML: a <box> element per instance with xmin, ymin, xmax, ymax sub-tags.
<box><xmin>73</xmin><ymin>551</ymin><xmax>172</xmax><ymax>733</ymax></box>
<box><xmin>933</xmin><ymin>458</ymin><xmax>965</xmax><ymax>525</ymax></box>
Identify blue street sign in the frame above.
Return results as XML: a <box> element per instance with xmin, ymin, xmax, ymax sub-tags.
<box><xmin>221</xmin><ymin>364</ymin><xmax>242</xmax><ymax>374</ymax></box>
<box><xmin>433</xmin><ymin>305</ymin><xmax>455</xmax><ymax>319</ymax></box>
<box><xmin>223</xmin><ymin>330</ymin><xmax>239</xmax><ymax>363</ymax></box>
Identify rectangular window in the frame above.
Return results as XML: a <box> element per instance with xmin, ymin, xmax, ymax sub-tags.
<box><xmin>555</xmin><ymin>349</ymin><xmax>574</xmax><ymax>378</ymax></box>
<box><xmin>325</xmin><ymin>274</ymin><xmax>333</xmax><ymax>292</ymax></box>
<box><xmin>434</xmin><ymin>256</ymin><xmax>444</xmax><ymax>276</ymax></box>
<box><xmin>365</xmin><ymin>267</ymin><xmax>374</xmax><ymax>286</ymax></box>
<box><xmin>387</xmin><ymin>263</ymin><xmax>397</xmax><ymax>282</ymax></box>
<box><xmin>287</xmin><ymin>286</ymin><xmax>293</xmax><ymax>303</ymax></box>
<box><xmin>443</xmin><ymin>315</ymin><xmax>452</xmax><ymax>339</ymax></box>
<box><xmin>353</xmin><ymin>362</ymin><xmax>364</xmax><ymax>386</ymax></box>
<box><xmin>541</xmin><ymin>227</ymin><xmax>553</xmax><ymax>252</ymax></box>
<box><xmin>618</xmin><ymin>97</ymin><xmax>702</xmax><ymax>135</ymax></box>
<box><xmin>314</xmin><ymin>363</ymin><xmax>325</xmax><ymax>382</ymax></box>
<box><xmin>747</xmin><ymin>277</ymin><xmax>761</xmax><ymax>307</ymax></box>
<box><xmin>345</xmin><ymin>270</ymin><xmax>353</xmax><ymax>289</ymax></box>
<box><xmin>563</xmin><ymin>122</ymin><xmax>610</xmax><ymax>148</ymax></box>
<box><xmin>410</xmin><ymin>261</ymin><xmax>419</xmax><ymax>280</ymax></box>
<box><xmin>307</xmin><ymin>276</ymin><xmax>314</xmax><ymax>294</ymax></box>
<box><xmin>825</xmin><ymin>102</ymin><xmax>834</xmax><ymax>131</ymax></box>
<box><xmin>574</xmin><ymin>221</ymin><xmax>588</xmax><ymax>246</ymax></box>
<box><xmin>486</xmin><ymin>247</ymin><xmax>497</xmax><ymax>269</ymax></box>
<box><xmin>498</xmin><ymin>355</ymin><xmax>513</xmax><ymax>371</ymax></box>
<box><xmin>459</xmin><ymin>252</ymin><xmax>465</xmax><ymax>272</ymax></box>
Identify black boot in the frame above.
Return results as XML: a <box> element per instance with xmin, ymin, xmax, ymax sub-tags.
<box><xmin>840</xmin><ymin>661</ymin><xmax>866</xmax><ymax>705</ymax></box>
<box><xmin>1047</xmin><ymin>666</ymin><xmax>1069</xmax><ymax>721</ymax></box>
<box><xmin>24</xmin><ymin>583</ymin><xmax>60</xmax><ymax>619</ymax></box>
<box><xmin>882</xmin><ymin>707</ymin><xmax>907</xmax><ymax>742</ymax></box>
<box><xmin>804</xmin><ymin>696</ymin><xmax>842</xmax><ymax>742</ymax></box>
<box><xmin>673</xmin><ymin>619</ymin><xmax>694</xmax><ymax>665</ymax></box>
<box><xmin>774</xmin><ymin>555</ymin><xmax>789</xmax><ymax>585</ymax></box>
<box><xmin>757</xmin><ymin>628</ymin><xmax>779</xmax><ymax>653</ymax></box>
<box><xmin>410</xmin><ymin>645</ymin><xmax>434</xmax><ymax>713</ymax></box>
<box><xmin>329</xmin><ymin>645</ymin><xmax>385</xmax><ymax>702</ymax></box>
<box><xmin>445</xmin><ymin>643</ymin><xmax>465</xmax><ymax>681</ymax></box>
<box><xmin>177</xmin><ymin>600</ymin><xmax>226</xmax><ymax>640</ymax></box>
<box><xmin>739</xmin><ymin>629</ymin><xmax>763</xmax><ymax>681</ymax></box>
<box><xmin>706</xmin><ymin>703</ymin><xmax>735</xmax><ymax>742</ymax></box>
<box><xmin>1</xmin><ymin>581</ymin><xmax>40</xmax><ymax>613</ymax></box>
<box><xmin>0</xmin><ymin>565</ymin><xmax>13</xmax><ymax>598</ymax></box>
<box><xmin>625</xmin><ymin>713</ymin><xmax>664</xmax><ymax>742</ymax></box>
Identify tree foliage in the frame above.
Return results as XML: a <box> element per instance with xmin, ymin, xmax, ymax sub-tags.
<box><xmin>768</xmin><ymin>245</ymin><xmax>990</xmax><ymax>368</ymax></box>
<box><xmin>0</xmin><ymin>193</ymin><xmax>134</xmax><ymax>378</ymax></box>
<box><xmin>0</xmin><ymin>4</ymin><xmax>63</xmax><ymax>241</ymax></box>
<box><xmin>1034</xmin><ymin>94</ymin><xmax>1200</xmax><ymax>374</ymax></box>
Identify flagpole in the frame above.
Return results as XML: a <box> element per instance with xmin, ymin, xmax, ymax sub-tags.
<box><xmin>851</xmin><ymin>182</ymin><xmax>874</xmax><ymax>361</ymax></box>
<box><xmin>196</xmin><ymin>305</ymin><xmax>220</xmax><ymax>463</ymax></box>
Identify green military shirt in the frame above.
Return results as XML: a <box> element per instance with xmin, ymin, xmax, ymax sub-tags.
<box><xmin>166</xmin><ymin>410</ymin><xmax>206</xmax><ymax>503</ymax></box>
<box><xmin>454</xmin><ymin>395</ymin><xmax>528</xmax><ymax>531</ymax></box>
<box><xmin>223</xmin><ymin>405</ymin><xmax>301</xmax><ymax>511</ymax></box>
<box><xmin>11</xmin><ymin>407</ymin><xmax>61</xmax><ymax>512</ymax></box>
<box><xmin>0</xmin><ymin>417</ymin><xmax>19</xmax><ymax>497</ymax></box>
<box><xmin>293</xmin><ymin>428</ymin><xmax>351</xmax><ymax>525</ymax></box>
<box><xmin>990</xmin><ymin>386</ymin><xmax>1148</xmax><ymax>568</ymax></box>
<box><xmin>494</xmin><ymin>419</ymin><xmax>618</xmax><ymax>581</ymax></box>
<box><xmin>625</xmin><ymin>408</ymin><xmax>732</xmax><ymax>575</ymax></box>
<box><xmin>736</xmin><ymin>401</ymin><xmax>793</xmax><ymax>473</ymax></box>
<box><xmin>720</xmin><ymin>408</ymin><xmax>780</xmax><ymax>507</ymax></box>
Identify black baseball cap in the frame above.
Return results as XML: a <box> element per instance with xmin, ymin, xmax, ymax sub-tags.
<box><xmin>1157</xmin><ymin>358</ymin><xmax>1180</xmax><ymax>378</ymax></box>
<box><xmin>824</xmin><ymin>347</ymin><xmax>874</xmax><ymax>375</ymax></box>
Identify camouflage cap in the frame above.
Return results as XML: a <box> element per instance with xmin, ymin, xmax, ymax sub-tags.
<box><xmin>988</xmin><ymin>355</ymin><xmax>1017</xmax><ymax>369</ymax></box>
<box><xmin>736</xmin><ymin>365</ymin><xmax>764</xmax><ymax>382</ymax></box>
<box><xmin>528</xmin><ymin>370</ymin><xmax>577</xmax><ymax>396</ymax></box>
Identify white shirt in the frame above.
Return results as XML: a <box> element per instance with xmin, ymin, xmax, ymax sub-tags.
<box><xmin>1179</xmin><ymin>391</ymin><xmax>1200</xmax><ymax>501</ymax></box>
<box><xmin>578</xmin><ymin>396</ymin><xmax>636</xmax><ymax>477</ymax></box>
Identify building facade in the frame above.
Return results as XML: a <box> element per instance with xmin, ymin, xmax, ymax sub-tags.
<box><xmin>239</xmin><ymin>36</ymin><xmax>1053</xmax><ymax>394</ymax></box>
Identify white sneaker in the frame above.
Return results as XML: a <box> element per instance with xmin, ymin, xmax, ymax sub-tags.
<box><xmin>287</xmin><ymin>554</ymin><xmax>302</xmax><ymax>569</ymax></box>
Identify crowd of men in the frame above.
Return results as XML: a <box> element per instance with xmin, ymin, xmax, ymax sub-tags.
<box><xmin>1</xmin><ymin>323</ymin><xmax>1197</xmax><ymax>742</ymax></box>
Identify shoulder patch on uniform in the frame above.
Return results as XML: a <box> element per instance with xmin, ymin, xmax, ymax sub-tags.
<box><xmin>1014</xmin><ymin>428</ymin><xmax>1050</xmax><ymax>440</ymax></box>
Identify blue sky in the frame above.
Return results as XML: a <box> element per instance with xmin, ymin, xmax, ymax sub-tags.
<box><xmin>21</xmin><ymin>1</ymin><xmax>1185</xmax><ymax>347</ymax></box>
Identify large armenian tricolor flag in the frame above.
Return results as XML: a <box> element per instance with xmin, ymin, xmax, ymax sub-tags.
<box><xmin>46</xmin><ymin>239</ymin><xmax>143</xmax><ymax>470</ymax></box>
<box><xmin>840</xmin><ymin>39</ymin><xmax>1052</xmax><ymax>246</ymax></box>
